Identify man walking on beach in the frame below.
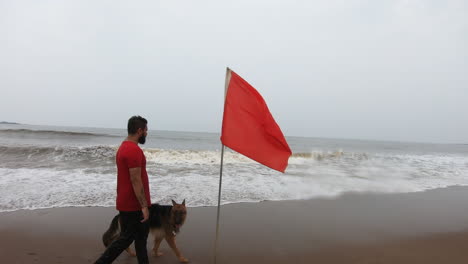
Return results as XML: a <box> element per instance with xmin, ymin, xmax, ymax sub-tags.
<box><xmin>95</xmin><ymin>116</ymin><xmax>151</xmax><ymax>264</ymax></box>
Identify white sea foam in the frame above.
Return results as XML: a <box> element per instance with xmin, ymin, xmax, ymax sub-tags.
<box><xmin>1</xmin><ymin>151</ymin><xmax>467</xmax><ymax>212</ymax></box>
<box><xmin>2</xmin><ymin>125</ymin><xmax>467</xmax><ymax>212</ymax></box>
<box><xmin>144</xmin><ymin>148</ymin><xmax>256</xmax><ymax>165</ymax></box>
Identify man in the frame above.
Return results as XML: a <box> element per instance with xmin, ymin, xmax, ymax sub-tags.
<box><xmin>95</xmin><ymin>116</ymin><xmax>151</xmax><ymax>264</ymax></box>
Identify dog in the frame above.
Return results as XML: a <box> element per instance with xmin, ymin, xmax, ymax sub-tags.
<box><xmin>102</xmin><ymin>199</ymin><xmax>189</xmax><ymax>263</ymax></box>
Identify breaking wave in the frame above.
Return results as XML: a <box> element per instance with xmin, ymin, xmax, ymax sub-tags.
<box><xmin>1</xmin><ymin>142</ymin><xmax>468</xmax><ymax>212</ymax></box>
<box><xmin>291</xmin><ymin>151</ymin><xmax>368</xmax><ymax>160</ymax></box>
<box><xmin>0</xmin><ymin>144</ymin><xmax>378</xmax><ymax>169</ymax></box>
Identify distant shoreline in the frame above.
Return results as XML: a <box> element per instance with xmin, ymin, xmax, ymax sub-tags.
<box><xmin>0</xmin><ymin>122</ymin><xmax>466</xmax><ymax>145</ymax></box>
<box><xmin>0</xmin><ymin>121</ymin><xmax>20</xmax><ymax>125</ymax></box>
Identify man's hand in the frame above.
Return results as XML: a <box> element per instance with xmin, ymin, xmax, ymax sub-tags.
<box><xmin>141</xmin><ymin>206</ymin><xmax>149</xmax><ymax>223</ymax></box>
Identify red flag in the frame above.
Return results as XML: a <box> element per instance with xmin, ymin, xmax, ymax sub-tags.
<box><xmin>221</xmin><ymin>69</ymin><xmax>292</xmax><ymax>173</ymax></box>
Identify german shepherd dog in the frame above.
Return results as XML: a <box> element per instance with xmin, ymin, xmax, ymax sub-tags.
<box><xmin>102</xmin><ymin>200</ymin><xmax>189</xmax><ymax>263</ymax></box>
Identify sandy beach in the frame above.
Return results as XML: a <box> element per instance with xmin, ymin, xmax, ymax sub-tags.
<box><xmin>2</xmin><ymin>186</ymin><xmax>468</xmax><ymax>264</ymax></box>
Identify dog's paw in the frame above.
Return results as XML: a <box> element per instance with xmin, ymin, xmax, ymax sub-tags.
<box><xmin>153</xmin><ymin>251</ymin><xmax>164</xmax><ymax>257</ymax></box>
<box><xmin>179</xmin><ymin>256</ymin><xmax>189</xmax><ymax>263</ymax></box>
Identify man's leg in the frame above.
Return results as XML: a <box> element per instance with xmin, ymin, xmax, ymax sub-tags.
<box><xmin>94</xmin><ymin>211</ymin><xmax>138</xmax><ymax>264</ymax></box>
<box><xmin>134</xmin><ymin>214</ymin><xmax>150</xmax><ymax>264</ymax></box>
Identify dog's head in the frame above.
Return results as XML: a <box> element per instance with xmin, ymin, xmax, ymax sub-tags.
<box><xmin>171</xmin><ymin>199</ymin><xmax>187</xmax><ymax>233</ymax></box>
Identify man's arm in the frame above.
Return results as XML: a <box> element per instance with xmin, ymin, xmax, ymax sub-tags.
<box><xmin>129</xmin><ymin>167</ymin><xmax>149</xmax><ymax>222</ymax></box>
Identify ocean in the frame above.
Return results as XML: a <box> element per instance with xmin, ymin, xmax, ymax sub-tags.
<box><xmin>1</xmin><ymin>123</ymin><xmax>467</xmax><ymax>212</ymax></box>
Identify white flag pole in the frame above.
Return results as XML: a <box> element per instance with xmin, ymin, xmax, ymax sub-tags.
<box><xmin>214</xmin><ymin>67</ymin><xmax>232</xmax><ymax>264</ymax></box>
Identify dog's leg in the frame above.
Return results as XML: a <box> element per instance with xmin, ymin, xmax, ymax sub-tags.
<box><xmin>165</xmin><ymin>234</ymin><xmax>189</xmax><ymax>263</ymax></box>
<box><xmin>152</xmin><ymin>236</ymin><xmax>164</xmax><ymax>257</ymax></box>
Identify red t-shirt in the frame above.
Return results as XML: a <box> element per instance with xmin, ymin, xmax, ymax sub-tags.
<box><xmin>116</xmin><ymin>141</ymin><xmax>151</xmax><ymax>211</ymax></box>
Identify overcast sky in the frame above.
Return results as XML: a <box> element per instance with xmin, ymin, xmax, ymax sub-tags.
<box><xmin>1</xmin><ymin>0</ymin><xmax>467</xmax><ymax>143</ymax></box>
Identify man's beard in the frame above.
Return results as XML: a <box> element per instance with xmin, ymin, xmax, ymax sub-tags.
<box><xmin>138</xmin><ymin>135</ymin><xmax>146</xmax><ymax>144</ymax></box>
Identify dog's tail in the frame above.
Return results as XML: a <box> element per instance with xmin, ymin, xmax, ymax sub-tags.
<box><xmin>102</xmin><ymin>214</ymin><xmax>120</xmax><ymax>248</ymax></box>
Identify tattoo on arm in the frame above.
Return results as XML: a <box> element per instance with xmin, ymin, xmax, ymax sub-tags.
<box><xmin>137</xmin><ymin>188</ymin><xmax>147</xmax><ymax>208</ymax></box>
<box><xmin>129</xmin><ymin>167</ymin><xmax>147</xmax><ymax>208</ymax></box>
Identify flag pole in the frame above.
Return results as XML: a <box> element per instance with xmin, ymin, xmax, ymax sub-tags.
<box><xmin>214</xmin><ymin>144</ymin><xmax>224</xmax><ymax>264</ymax></box>
<box><xmin>214</xmin><ymin>67</ymin><xmax>232</xmax><ymax>264</ymax></box>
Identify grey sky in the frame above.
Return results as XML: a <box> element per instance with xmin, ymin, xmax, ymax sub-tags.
<box><xmin>1</xmin><ymin>0</ymin><xmax>467</xmax><ymax>143</ymax></box>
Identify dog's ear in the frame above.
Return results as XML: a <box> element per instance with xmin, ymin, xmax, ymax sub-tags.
<box><xmin>182</xmin><ymin>199</ymin><xmax>185</xmax><ymax>206</ymax></box>
<box><xmin>172</xmin><ymin>199</ymin><xmax>177</xmax><ymax>206</ymax></box>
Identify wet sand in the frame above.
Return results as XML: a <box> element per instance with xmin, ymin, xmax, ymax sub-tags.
<box><xmin>1</xmin><ymin>186</ymin><xmax>468</xmax><ymax>263</ymax></box>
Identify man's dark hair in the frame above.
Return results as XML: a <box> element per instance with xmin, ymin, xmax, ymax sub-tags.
<box><xmin>127</xmin><ymin>116</ymin><xmax>148</xmax><ymax>135</ymax></box>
